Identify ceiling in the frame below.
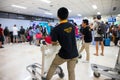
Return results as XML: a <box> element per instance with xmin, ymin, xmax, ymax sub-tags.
<box><xmin>0</xmin><ymin>0</ymin><xmax>120</xmax><ymax>19</ymax></box>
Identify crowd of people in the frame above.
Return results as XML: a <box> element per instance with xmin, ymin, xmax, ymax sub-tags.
<box><xmin>0</xmin><ymin>23</ymin><xmax>53</xmax><ymax>48</ymax></box>
<box><xmin>77</xmin><ymin>15</ymin><xmax>120</xmax><ymax>63</ymax></box>
<box><xmin>0</xmin><ymin>17</ymin><xmax>120</xmax><ymax>49</ymax></box>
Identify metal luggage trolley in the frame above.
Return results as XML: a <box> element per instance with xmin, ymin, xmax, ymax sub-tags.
<box><xmin>91</xmin><ymin>47</ymin><xmax>120</xmax><ymax>80</ymax></box>
<box><xmin>26</xmin><ymin>44</ymin><xmax>64</xmax><ymax>80</ymax></box>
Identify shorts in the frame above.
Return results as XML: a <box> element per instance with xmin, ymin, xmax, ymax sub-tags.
<box><xmin>0</xmin><ymin>35</ymin><xmax>4</xmax><ymax>42</ymax></box>
<box><xmin>94</xmin><ymin>37</ymin><xmax>103</xmax><ymax>41</ymax></box>
<box><xmin>13</xmin><ymin>35</ymin><xmax>18</xmax><ymax>39</ymax></box>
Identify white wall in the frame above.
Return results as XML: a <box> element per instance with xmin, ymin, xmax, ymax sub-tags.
<box><xmin>0</xmin><ymin>18</ymin><xmax>58</xmax><ymax>31</ymax></box>
<box><xmin>0</xmin><ymin>18</ymin><xmax>31</xmax><ymax>31</ymax></box>
<box><xmin>68</xmin><ymin>17</ymin><xmax>82</xmax><ymax>25</ymax></box>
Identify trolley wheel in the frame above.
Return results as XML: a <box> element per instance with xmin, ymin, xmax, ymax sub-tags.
<box><xmin>93</xmin><ymin>72</ymin><xmax>100</xmax><ymax>78</ymax></box>
<box><xmin>58</xmin><ymin>72</ymin><xmax>64</xmax><ymax>78</ymax></box>
<box><xmin>32</xmin><ymin>70</ymin><xmax>36</xmax><ymax>75</ymax></box>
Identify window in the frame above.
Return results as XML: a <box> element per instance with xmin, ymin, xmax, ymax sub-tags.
<box><xmin>0</xmin><ymin>12</ymin><xmax>9</xmax><ymax>18</ymax></box>
<box><xmin>9</xmin><ymin>13</ymin><xmax>17</xmax><ymax>19</ymax></box>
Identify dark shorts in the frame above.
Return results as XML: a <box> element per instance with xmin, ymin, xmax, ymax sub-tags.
<box><xmin>94</xmin><ymin>37</ymin><xmax>103</xmax><ymax>41</ymax></box>
<box><xmin>0</xmin><ymin>35</ymin><xmax>4</xmax><ymax>42</ymax></box>
<box><xmin>13</xmin><ymin>35</ymin><xmax>18</xmax><ymax>39</ymax></box>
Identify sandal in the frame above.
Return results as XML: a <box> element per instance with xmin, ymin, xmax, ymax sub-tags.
<box><xmin>100</xmin><ymin>53</ymin><xmax>104</xmax><ymax>56</ymax></box>
<box><xmin>93</xmin><ymin>53</ymin><xmax>98</xmax><ymax>56</ymax></box>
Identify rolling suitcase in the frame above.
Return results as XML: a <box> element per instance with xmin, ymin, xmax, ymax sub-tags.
<box><xmin>104</xmin><ymin>38</ymin><xmax>110</xmax><ymax>46</ymax></box>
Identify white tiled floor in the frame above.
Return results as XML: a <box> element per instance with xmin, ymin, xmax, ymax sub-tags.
<box><xmin>0</xmin><ymin>42</ymin><xmax>119</xmax><ymax>80</ymax></box>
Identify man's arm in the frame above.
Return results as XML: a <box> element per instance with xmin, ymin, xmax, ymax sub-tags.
<box><xmin>51</xmin><ymin>27</ymin><xmax>59</xmax><ymax>46</ymax></box>
<box><xmin>2</xmin><ymin>28</ymin><xmax>4</xmax><ymax>36</ymax></box>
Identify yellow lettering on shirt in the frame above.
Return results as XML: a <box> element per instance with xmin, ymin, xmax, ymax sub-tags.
<box><xmin>64</xmin><ymin>27</ymin><xmax>72</xmax><ymax>33</ymax></box>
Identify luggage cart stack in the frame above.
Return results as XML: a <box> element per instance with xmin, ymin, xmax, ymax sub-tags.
<box><xmin>26</xmin><ymin>44</ymin><xmax>64</xmax><ymax>80</ymax></box>
<box><xmin>91</xmin><ymin>47</ymin><xmax>120</xmax><ymax>80</ymax></box>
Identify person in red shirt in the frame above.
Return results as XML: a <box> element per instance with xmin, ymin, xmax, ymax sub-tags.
<box><xmin>0</xmin><ymin>24</ymin><xmax>4</xmax><ymax>48</ymax></box>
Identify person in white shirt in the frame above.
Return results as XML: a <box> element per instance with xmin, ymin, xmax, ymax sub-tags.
<box><xmin>13</xmin><ymin>24</ymin><xmax>18</xmax><ymax>43</ymax></box>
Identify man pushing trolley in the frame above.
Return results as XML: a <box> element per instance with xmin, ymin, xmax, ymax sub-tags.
<box><xmin>27</xmin><ymin>7</ymin><xmax>79</xmax><ymax>80</ymax></box>
<box><xmin>26</xmin><ymin>41</ymin><xmax>64</xmax><ymax>80</ymax></box>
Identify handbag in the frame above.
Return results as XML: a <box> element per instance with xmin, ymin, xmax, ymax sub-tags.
<box><xmin>36</xmin><ymin>33</ymin><xmax>42</xmax><ymax>39</ymax></box>
<box><xmin>45</xmin><ymin>36</ymin><xmax>51</xmax><ymax>44</ymax></box>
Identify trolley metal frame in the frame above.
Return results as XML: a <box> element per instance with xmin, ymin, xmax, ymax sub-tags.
<box><xmin>26</xmin><ymin>44</ymin><xmax>64</xmax><ymax>80</ymax></box>
<box><xmin>91</xmin><ymin>47</ymin><xmax>120</xmax><ymax>80</ymax></box>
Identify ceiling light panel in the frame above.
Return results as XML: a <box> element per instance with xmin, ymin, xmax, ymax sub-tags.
<box><xmin>68</xmin><ymin>9</ymin><xmax>72</xmax><ymax>13</ymax></box>
<box><xmin>11</xmin><ymin>5</ymin><xmax>27</xmax><ymax>9</ymax></box>
<box><xmin>45</xmin><ymin>12</ymin><xmax>53</xmax><ymax>15</ymax></box>
<box><xmin>40</xmin><ymin>0</ymin><xmax>51</xmax><ymax>4</ymax></box>
<box><xmin>77</xmin><ymin>14</ymin><xmax>82</xmax><ymax>16</ymax></box>
<box><xmin>92</xmin><ymin>5</ymin><xmax>97</xmax><ymax>9</ymax></box>
<box><xmin>97</xmin><ymin>12</ymin><xmax>101</xmax><ymax>15</ymax></box>
<box><xmin>118</xmin><ymin>14</ymin><xmax>120</xmax><ymax>16</ymax></box>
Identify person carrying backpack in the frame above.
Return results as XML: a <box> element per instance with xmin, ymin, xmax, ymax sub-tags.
<box><xmin>93</xmin><ymin>15</ymin><xmax>105</xmax><ymax>56</ymax></box>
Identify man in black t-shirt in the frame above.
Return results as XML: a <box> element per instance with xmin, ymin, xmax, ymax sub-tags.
<box><xmin>46</xmin><ymin>7</ymin><xmax>78</xmax><ymax>80</ymax></box>
<box><xmin>20</xmin><ymin>26</ymin><xmax>26</xmax><ymax>42</ymax></box>
<box><xmin>78</xmin><ymin>19</ymin><xmax>92</xmax><ymax>63</ymax></box>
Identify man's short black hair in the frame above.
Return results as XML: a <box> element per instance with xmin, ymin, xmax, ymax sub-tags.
<box><xmin>97</xmin><ymin>15</ymin><xmax>101</xmax><ymax>20</ymax></box>
<box><xmin>0</xmin><ymin>24</ymin><xmax>1</xmax><ymax>27</ymax></box>
<box><xmin>83</xmin><ymin>19</ymin><xmax>89</xmax><ymax>25</ymax></box>
<box><xmin>57</xmin><ymin>7</ymin><xmax>69</xmax><ymax>20</ymax></box>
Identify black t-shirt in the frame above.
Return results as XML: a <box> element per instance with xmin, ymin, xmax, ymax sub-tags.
<box><xmin>4</xmin><ymin>28</ymin><xmax>9</xmax><ymax>36</ymax></box>
<box><xmin>82</xmin><ymin>26</ymin><xmax>92</xmax><ymax>43</ymax></box>
<box><xmin>20</xmin><ymin>28</ymin><xmax>25</xmax><ymax>34</ymax></box>
<box><xmin>51</xmin><ymin>22</ymin><xmax>78</xmax><ymax>59</ymax></box>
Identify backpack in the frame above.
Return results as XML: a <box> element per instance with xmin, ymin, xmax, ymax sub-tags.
<box><xmin>97</xmin><ymin>22</ymin><xmax>106</xmax><ymax>35</ymax></box>
<box><xmin>20</xmin><ymin>29</ymin><xmax>25</xmax><ymax>34</ymax></box>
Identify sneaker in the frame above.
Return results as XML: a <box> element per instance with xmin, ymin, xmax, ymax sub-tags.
<box><xmin>78</xmin><ymin>54</ymin><xmax>82</xmax><ymax>59</ymax></box>
<box><xmin>82</xmin><ymin>61</ymin><xmax>89</xmax><ymax>63</ymax></box>
<box><xmin>37</xmin><ymin>44</ymin><xmax>40</xmax><ymax>46</ymax></box>
<box><xmin>0</xmin><ymin>46</ymin><xmax>4</xmax><ymax>48</ymax></box>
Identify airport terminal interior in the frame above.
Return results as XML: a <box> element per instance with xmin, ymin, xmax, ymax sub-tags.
<box><xmin>0</xmin><ymin>0</ymin><xmax>120</xmax><ymax>80</ymax></box>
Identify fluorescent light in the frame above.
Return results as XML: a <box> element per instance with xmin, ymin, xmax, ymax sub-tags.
<box><xmin>11</xmin><ymin>5</ymin><xmax>27</xmax><ymax>9</ymax></box>
<box><xmin>92</xmin><ymin>5</ymin><xmax>97</xmax><ymax>9</ymax></box>
<box><xmin>68</xmin><ymin>9</ymin><xmax>72</xmax><ymax>13</ymax></box>
<box><xmin>118</xmin><ymin>14</ymin><xmax>120</xmax><ymax>16</ymax></box>
<box><xmin>45</xmin><ymin>12</ymin><xmax>53</xmax><ymax>15</ymax></box>
<box><xmin>40</xmin><ymin>0</ymin><xmax>51</xmax><ymax>4</ymax></box>
<box><xmin>84</xmin><ymin>17</ymin><xmax>88</xmax><ymax>19</ymax></box>
<box><xmin>77</xmin><ymin>14</ymin><xmax>82</xmax><ymax>16</ymax></box>
<box><xmin>97</xmin><ymin>12</ymin><xmax>101</xmax><ymax>15</ymax></box>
